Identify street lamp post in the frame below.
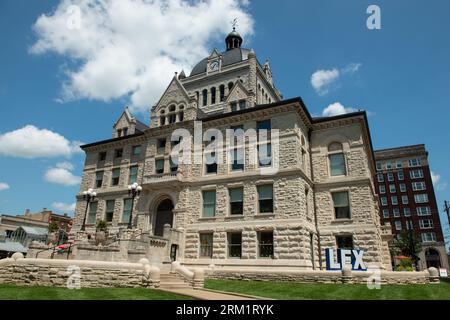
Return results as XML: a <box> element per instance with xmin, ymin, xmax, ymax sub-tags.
<box><xmin>127</xmin><ymin>182</ymin><xmax>142</xmax><ymax>229</ymax></box>
<box><xmin>81</xmin><ymin>188</ymin><xmax>97</xmax><ymax>231</ymax></box>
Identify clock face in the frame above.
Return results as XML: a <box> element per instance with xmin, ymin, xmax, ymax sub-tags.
<box><xmin>210</xmin><ymin>61</ymin><xmax>219</xmax><ymax>71</ymax></box>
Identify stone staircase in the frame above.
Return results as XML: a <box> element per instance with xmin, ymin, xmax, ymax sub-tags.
<box><xmin>159</xmin><ymin>272</ymin><xmax>191</xmax><ymax>289</ymax></box>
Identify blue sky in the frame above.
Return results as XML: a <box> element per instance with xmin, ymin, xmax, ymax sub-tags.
<box><xmin>0</xmin><ymin>0</ymin><xmax>449</xmax><ymax>246</ymax></box>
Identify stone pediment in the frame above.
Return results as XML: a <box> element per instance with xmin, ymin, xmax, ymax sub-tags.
<box><xmin>226</xmin><ymin>80</ymin><xmax>249</xmax><ymax>103</ymax></box>
<box><xmin>153</xmin><ymin>75</ymin><xmax>191</xmax><ymax>113</ymax></box>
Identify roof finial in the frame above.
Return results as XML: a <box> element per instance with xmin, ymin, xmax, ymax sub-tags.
<box><xmin>231</xmin><ymin>18</ymin><xmax>238</xmax><ymax>30</ymax></box>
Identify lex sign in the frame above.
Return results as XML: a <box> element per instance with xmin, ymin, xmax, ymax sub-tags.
<box><xmin>325</xmin><ymin>248</ymin><xmax>367</xmax><ymax>271</ymax></box>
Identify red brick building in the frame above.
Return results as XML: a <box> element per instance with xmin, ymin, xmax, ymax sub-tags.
<box><xmin>374</xmin><ymin>144</ymin><xmax>448</xmax><ymax>271</ymax></box>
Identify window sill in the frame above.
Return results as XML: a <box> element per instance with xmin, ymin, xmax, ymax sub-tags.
<box><xmin>225</xmin><ymin>215</ymin><xmax>244</xmax><ymax>219</ymax></box>
<box><xmin>255</xmin><ymin>213</ymin><xmax>275</xmax><ymax>218</ymax></box>
<box><xmin>198</xmin><ymin>217</ymin><xmax>217</xmax><ymax>221</ymax></box>
<box><xmin>331</xmin><ymin>218</ymin><xmax>353</xmax><ymax>224</ymax></box>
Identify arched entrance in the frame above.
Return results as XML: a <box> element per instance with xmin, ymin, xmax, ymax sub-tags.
<box><xmin>425</xmin><ymin>248</ymin><xmax>441</xmax><ymax>269</ymax></box>
<box><xmin>153</xmin><ymin>199</ymin><xmax>174</xmax><ymax>237</ymax></box>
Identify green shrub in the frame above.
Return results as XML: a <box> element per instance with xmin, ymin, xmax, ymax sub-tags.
<box><xmin>395</xmin><ymin>258</ymin><xmax>414</xmax><ymax>271</ymax></box>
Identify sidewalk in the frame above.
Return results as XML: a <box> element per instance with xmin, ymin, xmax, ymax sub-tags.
<box><xmin>158</xmin><ymin>287</ymin><xmax>261</xmax><ymax>300</ymax></box>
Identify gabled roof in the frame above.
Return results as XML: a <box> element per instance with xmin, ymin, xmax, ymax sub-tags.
<box><xmin>114</xmin><ymin>107</ymin><xmax>149</xmax><ymax>133</ymax></box>
<box><xmin>152</xmin><ymin>74</ymin><xmax>191</xmax><ymax>110</ymax></box>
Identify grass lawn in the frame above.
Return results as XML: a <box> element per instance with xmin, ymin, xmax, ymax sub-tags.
<box><xmin>0</xmin><ymin>285</ymin><xmax>193</xmax><ymax>300</ymax></box>
<box><xmin>204</xmin><ymin>279</ymin><xmax>450</xmax><ymax>300</ymax></box>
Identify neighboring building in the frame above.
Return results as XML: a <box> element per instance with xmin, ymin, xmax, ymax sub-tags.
<box><xmin>0</xmin><ymin>208</ymin><xmax>73</xmax><ymax>236</ymax></box>
<box><xmin>72</xmin><ymin>28</ymin><xmax>391</xmax><ymax>270</ymax></box>
<box><xmin>374</xmin><ymin>144</ymin><xmax>449</xmax><ymax>271</ymax></box>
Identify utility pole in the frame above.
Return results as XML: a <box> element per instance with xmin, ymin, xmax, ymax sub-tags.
<box><xmin>444</xmin><ymin>201</ymin><xmax>450</xmax><ymax>225</ymax></box>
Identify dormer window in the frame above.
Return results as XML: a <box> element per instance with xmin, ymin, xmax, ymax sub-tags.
<box><xmin>169</xmin><ymin>105</ymin><xmax>176</xmax><ymax>112</ymax></box>
<box><xmin>117</xmin><ymin>129</ymin><xmax>122</xmax><ymax>137</ymax></box>
<box><xmin>160</xmin><ymin>116</ymin><xmax>166</xmax><ymax>126</ymax></box>
<box><xmin>230</xmin><ymin>102</ymin><xmax>237</xmax><ymax>112</ymax></box>
<box><xmin>122</xmin><ymin>128</ymin><xmax>128</xmax><ymax>136</ymax></box>
<box><xmin>239</xmin><ymin>100</ymin><xmax>246</xmax><ymax>110</ymax></box>
<box><xmin>168</xmin><ymin>114</ymin><xmax>176</xmax><ymax>124</ymax></box>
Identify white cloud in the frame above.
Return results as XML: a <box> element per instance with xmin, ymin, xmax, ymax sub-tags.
<box><xmin>30</xmin><ymin>0</ymin><xmax>254</xmax><ymax>112</ymax></box>
<box><xmin>52</xmin><ymin>202</ymin><xmax>76</xmax><ymax>212</ymax></box>
<box><xmin>431</xmin><ymin>171</ymin><xmax>447</xmax><ymax>191</ymax></box>
<box><xmin>0</xmin><ymin>182</ymin><xmax>10</xmax><ymax>191</ymax></box>
<box><xmin>322</xmin><ymin>102</ymin><xmax>358</xmax><ymax>117</ymax></box>
<box><xmin>311</xmin><ymin>69</ymin><xmax>339</xmax><ymax>95</ymax></box>
<box><xmin>45</xmin><ymin>162</ymin><xmax>81</xmax><ymax>186</ymax></box>
<box><xmin>0</xmin><ymin>125</ymin><xmax>82</xmax><ymax>158</ymax></box>
<box><xmin>311</xmin><ymin>63</ymin><xmax>362</xmax><ymax>95</ymax></box>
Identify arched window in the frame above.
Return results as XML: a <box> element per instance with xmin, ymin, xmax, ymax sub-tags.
<box><xmin>179</xmin><ymin>105</ymin><xmax>184</xmax><ymax>110</ymax></box>
<box><xmin>228</xmin><ymin>82</ymin><xmax>234</xmax><ymax>92</ymax></box>
<box><xmin>160</xmin><ymin>109</ymin><xmax>165</xmax><ymax>115</ymax></box>
<box><xmin>169</xmin><ymin>105</ymin><xmax>176</xmax><ymax>112</ymax></box>
<box><xmin>195</xmin><ymin>91</ymin><xmax>199</xmax><ymax>101</ymax></box>
<box><xmin>328</xmin><ymin>142</ymin><xmax>346</xmax><ymax>176</ymax></box>
<box><xmin>202</xmin><ymin>89</ymin><xmax>208</xmax><ymax>107</ymax></box>
<box><xmin>219</xmin><ymin>85</ymin><xmax>225</xmax><ymax>102</ymax></box>
<box><xmin>160</xmin><ymin>116</ymin><xmax>166</xmax><ymax>126</ymax></box>
<box><xmin>178</xmin><ymin>111</ymin><xmax>184</xmax><ymax>122</ymax></box>
<box><xmin>211</xmin><ymin>87</ymin><xmax>216</xmax><ymax>104</ymax></box>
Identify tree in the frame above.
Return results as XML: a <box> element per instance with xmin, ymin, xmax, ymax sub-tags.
<box><xmin>48</xmin><ymin>221</ymin><xmax>59</xmax><ymax>233</ymax></box>
<box><xmin>391</xmin><ymin>230</ymin><xmax>422</xmax><ymax>268</ymax></box>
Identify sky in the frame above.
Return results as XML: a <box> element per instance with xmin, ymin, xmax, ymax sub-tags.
<box><xmin>0</xmin><ymin>0</ymin><xmax>449</xmax><ymax>246</ymax></box>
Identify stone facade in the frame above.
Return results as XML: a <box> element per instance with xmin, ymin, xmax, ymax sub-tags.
<box><xmin>71</xmin><ymin>29</ymin><xmax>391</xmax><ymax>272</ymax></box>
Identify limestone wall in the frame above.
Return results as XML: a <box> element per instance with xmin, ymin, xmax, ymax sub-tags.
<box><xmin>206</xmin><ymin>268</ymin><xmax>438</xmax><ymax>285</ymax></box>
<box><xmin>0</xmin><ymin>254</ymin><xmax>159</xmax><ymax>289</ymax></box>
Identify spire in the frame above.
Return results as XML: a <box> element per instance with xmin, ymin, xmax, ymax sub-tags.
<box><xmin>225</xmin><ymin>19</ymin><xmax>243</xmax><ymax>51</ymax></box>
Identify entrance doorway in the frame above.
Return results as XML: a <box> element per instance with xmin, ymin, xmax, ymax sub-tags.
<box><xmin>425</xmin><ymin>248</ymin><xmax>441</xmax><ymax>269</ymax></box>
<box><xmin>154</xmin><ymin>199</ymin><xmax>174</xmax><ymax>237</ymax></box>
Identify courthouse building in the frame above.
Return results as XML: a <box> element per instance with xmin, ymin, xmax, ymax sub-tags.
<box><xmin>72</xmin><ymin>28</ymin><xmax>392</xmax><ymax>270</ymax></box>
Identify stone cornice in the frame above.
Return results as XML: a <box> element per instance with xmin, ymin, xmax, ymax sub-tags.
<box><xmin>82</xmin><ymin>134</ymin><xmax>147</xmax><ymax>153</ymax></box>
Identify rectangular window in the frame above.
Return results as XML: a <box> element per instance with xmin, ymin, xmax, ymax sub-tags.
<box><xmin>122</xmin><ymin>198</ymin><xmax>133</xmax><ymax>223</ymax></box>
<box><xmin>406</xmin><ymin>220</ymin><xmax>413</xmax><ymax>230</ymax></box>
<box><xmin>111</xmin><ymin>168</ymin><xmax>120</xmax><ymax>186</ymax></box>
<box><xmin>400</xmin><ymin>183</ymin><xmax>407</xmax><ymax>192</ymax></box>
<box><xmin>417</xmin><ymin>206</ymin><xmax>431</xmax><ymax>216</ymax></box>
<box><xmin>205</xmin><ymin>152</ymin><xmax>218</xmax><ymax>174</ymax></box>
<box><xmin>129</xmin><ymin>166</ymin><xmax>138</xmax><ymax>184</ymax></box>
<box><xmin>168</xmin><ymin>114</ymin><xmax>176</xmax><ymax>124</ymax></box>
<box><xmin>231</xmin><ymin>148</ymin><xmax>244</xmax><ymax>171</ymax></box>
<box><xmin>258</xmin><ymin>143</ymin><xmax>272</xmax><ymax>167</ymax></box>
<box><xmin>393</xmin><ymin>208</ymin><xmax>400</xmax><ymax>217</ymax></box>
<box><xmin>329</xmin><ymin>153</ymin><xmax>347</xmax><ymax>176</ymax></box>
<box><xmin>332</xmin><ymin>191</ymin><xmax>350</xmax><ymax>219</ymax></box>
<box><xmin>379</xmin><ymin>185</ymin><xmax>386</xmax><ymax>194</ymax></box>
<box><xmin>397</xmin><ymin>171</ymin><xmax>404</xmax><ymax>181</ymax></box>
<box><xmin>228</xmin><ymin>232</ymin><xmax>242</xmax><ymax>258</ymax></box>
<box><xmin>98</xmin><ymin>151</ymin><xmax>107</xmax><ymax>162</ymax></box>
<box><xmin>391</xmin><ymin>196</ymin><xmax>398</xmax><ymax>205</ymax></box>
<box><xmin>239</xmin><ymin>100</ymin><xmax>246</xmax><ymax>110</ymax></box>
<box><xmin>381</xmin><ymin>197</ymin><xmax>388</xmax><ymax>206</ymax></box>
<box><xmin>199</xmin><ymin>233</ymin><xmax>213</xmax><ymax>258</ymax></box>
<box><xmin>386</xmin><ymin>162</ymin><xmax>393</xmax><ymax>170</ymax></box>
<box><xmin>170</xmin><ymin>157</ymin><xmax>178</xmax><ymax>173</ymax></box>
<box><xmin>202</xmin><ymin>190</ymin><xmax>216</xmax><ymax>217</ymax></box>
<box><xmin>387</xmin><ymin>172</ymin><xmax>394</xmax><ymax>181</ymax></box>
<box><xmin>412</xmin><ymin>181</ymin><xmax>426</xmax><ymax>191</ymax></box>
<box><xmin>105</xmin><ymin>200</ymin><xmax>115</xmax><ymax>222</ymax></box>
<box><xmin>95</xmin><ymin>171</ymin><xmax>104</xmax><ymax>188</ymax></box>
<box><xmin>408</xmin><ymin>158</ymin><xmax>421</xmax><ymax>167</ymax></box>
<box><xmin>114</xmin><ymin>148</ymin><xmax>123</xmax><ymax>158</ymax></box>
<box><xmin>155</xmin><ymin>159</ymin><xmax>165</xmax><ymax>174</ymax></box>
<box><xmin>402</xmin><ymin>195</ymin><xmax>409</xmax><ymax>205</ymax></box>
<box><xmin>403</xmin><ymin>208</ymin><xmax>411</xmax><ymax>217</ymax></box>
<box><xmin>132</xmin><ymin>145</ymin><xmax>141</xmax><ymax>156</ymax></box>
<box><xmin>383</xmin><ymin>209</ymin><xmax>390</xmax><ymax>218</ymax></box>
<box><xmin>410</xmin><ymin>169</ymin><xmax>424</xmax><ymax>179</ymax></box>
<box><xmin>230</xmin><ymin>102</ymin><xmax>237</xmax><ymax>112</ymax></box>
<box><xmin>257</xmin><ymin>119</ymin><xmax>271</xmax><ymax>142</ymax></box>
<box><xmin>389</xmin><ymin>184</ymin><xmax>396</xmax><ymax>193</ymax></box>
<box><xmin>258</xmin><ymin>231</ymin><xmax>274</xmax><ymax>258</ymax></box>
<box><xmin>396</xmin><ymin>161</ymin><xmax>402</xmax><ymax>169</ymax></box>
<box><xmin>87</xmin><ymin>202</ymin><xmax>98</xmax><ymax>225</ymax></box>
<box><xmin>229</xmin><ymin>188</ymin><xmax>244</xmax><ymax>215</ymax></box>
<box><xmin>336</xmin><ymin>235</ymin><xmax>353</xmax><ymax>250</ymax></box>
<box><xmin>377</xmin><ymin>174</ymin><xmax>384</xmax><ymax>183</ymax></box>
<box><xmin>376</xmin><ymin>161</ymin><xmax>382</xmax><ymax>171</ymax></box>
<box><xmin>157</xmin><ymin>138</ymin><xmax>166</xmax><ymax>149</ymax></box>
<box><xmin>395</xmin><ymin>221</ymin><xmax>402</xmax><ymax>231</ymax></box>
<box><xmin>419</xmin><ymin>219</ymin><xmax>434</xmax><ymax>229</ymax></box>
<box><xmin>421</xmin><ymin>232</ymin><xmax>436</xmax><ymax>243</ymax></box>
<box><xmin>414</xmin><ymin>194</ymin><xmax>429</xmax><ymax>204</ymax></box>
<box><xmin>258</xmin><ymin>185</ymin><xmax>273</xmax><ymax>214</ymax></box>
